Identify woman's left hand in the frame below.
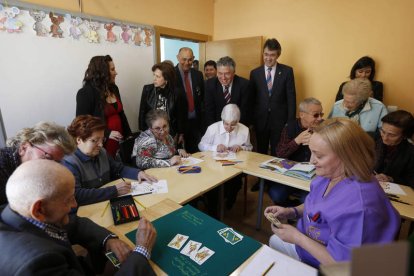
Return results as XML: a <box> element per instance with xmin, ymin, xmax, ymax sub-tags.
<box><xmin>271</xmin><ymin>223</ymin><xmax>302</xmax><ymax>245</ymax></box>
<box><xmin>178</xmin><ymin>149</ymin><xmax>189</xmax><ymax>158</ymax></box>
<box><xmin>229</xmin><ymin>145</ymin><xmax>242</xmax><ymax>152</ymax></box>
<box><xmin>138</xmin><ymin>171</ymin><xmax>158</xmax><ymax>183</ymax></box>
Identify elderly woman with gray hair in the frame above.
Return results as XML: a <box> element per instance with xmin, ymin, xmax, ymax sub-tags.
<box><xmin>329</xmin><ymin>78</ymin><xmax>388</xmax><ymax>137</ymax></box>
<box><xmin>199</xmin><ymin>104</ymin><xmax>252</xmax><ymax>217</ymax></box>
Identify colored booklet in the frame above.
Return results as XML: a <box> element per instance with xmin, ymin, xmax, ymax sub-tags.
<box><xmin>260</xmin><ymin>158</ymin><xmax>316</xmax><ymax>181</ymax></box>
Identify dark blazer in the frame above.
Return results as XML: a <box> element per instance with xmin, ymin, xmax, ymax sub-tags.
<box><xmin>0</xmin><ymin>205</ymin><xmax>155</xmax><ymax>275</ymax></box>
<box><xmin>138</xmin><ymin>84</ymin><xmax>185</xmax><ymax>137</ymax></box>
<box><xmin>174</xmin><ymin>66</ymin><xmax>205</xmax><ymax>127</ymax></box>
<box><xmin>248</xmin><ymin>63</ymin><xmax>296</xmax><ymax>132</ymax></box>
<box><xmin>204</xmin><ymin>75</ymin><xmax>249</xmax><ymax>126</ymax></box>
<box><xmin>335</xmin><ymin>80</ymin><xmax>383</xmax><ymax>102</ymax></box>
<box><xmin>374</xmin><ymin>139</ymin><xmax>414</xmax><ymax>188</ymax></box>
<box><xmin>76</xmin><ymin>83</ymin><xmax>132</xmax><ymax>139</ymax></box>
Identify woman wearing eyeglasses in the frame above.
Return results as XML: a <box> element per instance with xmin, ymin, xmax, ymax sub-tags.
<box><xmin>62</xmin><ymin>115</ymin><xmax>157</xmax><ymax>206</ymax></box>
<box><xmin>374</xmin><ymin>110</ymin><xmax>414</xmax><ymax>188</ymax></box>
<box><xmin>132</xmin><ymin>109</ymin><xmax>189</xmax><ymax>169</ymax></box>
<box><xmin>329</xmin><ymin>78</ymin><xmax>388</xmax><ymax>138</ymax></box>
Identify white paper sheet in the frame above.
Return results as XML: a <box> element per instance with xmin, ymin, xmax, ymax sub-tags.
<box><xmin>239</xmin><ymin>245</ymin><xmax>317</xmax><ymax>276</ymax></box>
<box><xmin>177</xmin><ymin>156</ymin><xmax>204</xmax><ymax>167</ymax></box>
<box><xmin>212</xmin><ymin>151</ymin><xmax>237</xmax><ymax>160</ymax></box>
<box><xmin>128</xmin><ymin>180</ymin><xmax>168</xmax><ymax>196</ymax></box>
<box><xmin>380</xmin><ymin>182</ymin><xmax>407</xmax><ymax>195</ymax></box>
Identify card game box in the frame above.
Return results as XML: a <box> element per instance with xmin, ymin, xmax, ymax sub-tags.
<box><xmin>110</xmin><ymin>195</ymin><xmax>140</xmax><ymax>225</ymax></box>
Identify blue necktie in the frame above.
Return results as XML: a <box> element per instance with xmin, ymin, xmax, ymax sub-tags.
<box><xmin>266</xmin><ymin>67</ymin><xmax>273</xmax><ymax>95</ymax></box>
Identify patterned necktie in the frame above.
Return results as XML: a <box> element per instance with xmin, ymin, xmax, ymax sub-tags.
<box><xmin>184</xmin><ymin>71</ymin><xmax>195</xmax><ymax>112</ymax></box>
<box><xmin>266</xmin><ymin>67</ymin><xmax>273</xmax><ymax>95</ymax></box>
<box><xmin>223</xmin><ymin>85</ymin><xmax>231</xmax><ymax>104</ymax></box>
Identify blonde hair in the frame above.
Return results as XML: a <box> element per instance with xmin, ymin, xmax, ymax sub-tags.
<box><xmin>7</xmin><ymin>121</ymin><xmax>76</xmax><ymax>154</ymax></box>
<box><xmin>342</xmin><ymin>78</ymin><xmax>372</xmax><ymax>104</ymax></box>
<box><xmin>313</xmin><ymin>118</ymin><xmax>375</xmax><ymax>182</ymax></box>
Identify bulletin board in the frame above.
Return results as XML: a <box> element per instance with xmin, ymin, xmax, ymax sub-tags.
<box><xmin>0</xmin><ymin>0</ymin><xmax>156</xmax><ymax>138</ymax></box>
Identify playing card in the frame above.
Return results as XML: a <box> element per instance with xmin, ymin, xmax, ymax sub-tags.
<box><xmin>217</xmin><ymin>227</ymin><xmax>230</xmax><ymax>235</ymax></box>
<box><xmin>264</xmin><ymin>212</ymin><xmax>282</xmax><ymax>228</ymax></box>
<box><xmin>219</xmin><ymin>228</ymin><xmax>243</xmax><ymax>245</ymax></box>
<box><xmin>105</xmin><ymin>251</ymin><xmax>121</xmax><ymax>268</ymax></box>
<box><xmin>167</xmin><ymin>234</ymin><xmax>189</xmax><ymax>250</ymax></box>
<box><xmin>180</xmin><ymin>240</ymin><xmax>202</xmax><ymax>258</ymax></box>
<box><xmin>192</xmin><ymin>246</ymin><xmax>215</xmax><ymax>265</ymax></box>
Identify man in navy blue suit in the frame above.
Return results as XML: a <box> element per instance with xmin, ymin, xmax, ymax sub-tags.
<box><xmin>249</xmin><ymin>38</ymin><xmax>297</xmax><ymax>157</ymax></box>
<box><xmin>205</xmin><ymin>56</ymin><xmax>249</xmax><ymax>127</ymax></box>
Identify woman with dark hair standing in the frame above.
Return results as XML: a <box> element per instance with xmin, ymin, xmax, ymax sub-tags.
<box><xmin>138</xmin><ymin>61</ymin><xmax>185</xmax><ymax>142</ymax></box>
<box><xmin>76</xmin><ymin>55</ymin><xmax>132</xmax><ymax>158</ymax></box>
<box><xmin>374</xmin><ymin>110</ymin><xmax>414</xmax><ymax>188</ymax></box>
<box><xmin>335</xmin><ymin>56</ymin><xmax>384</xmax><ymax>102</ymax></box>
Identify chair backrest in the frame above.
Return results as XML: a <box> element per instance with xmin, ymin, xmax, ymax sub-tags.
<box><xmin>117</xmin><ymin>132</ymin><xmax>139</xmax><ymax>166</ymax></box>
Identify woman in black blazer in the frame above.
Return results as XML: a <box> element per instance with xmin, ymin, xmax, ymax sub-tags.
<box><xmin>374</xmin><ymin>110</ymin><xmax>414</xmax><ymax>188</ymax></box>
<box><xmin>76</xmin><ymin>55</ymin><xmax>132</xmax><ymax>157</ymax></box>
<box><xmin>138</xmin><ymin>62</ymin><xmax>185</xmax><ymax>141</ymax></box>
<box><xmin>335</xmin><ymin>56</ymin><xmax>384</xmax><ymax>102</ymax></box>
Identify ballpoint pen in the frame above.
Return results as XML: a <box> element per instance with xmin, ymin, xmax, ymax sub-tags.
<box><xmin>261</xmin><ymin>261</ymin><xmax>275</xmax><ymax>276</ymax></box>
<box><xmin>101</xmin><ymin>201</ymin><xmax>110</xmax><ymax>217</ymax></box>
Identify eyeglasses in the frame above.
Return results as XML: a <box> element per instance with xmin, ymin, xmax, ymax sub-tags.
<box><xmin>151</xmin><ymin>126</ymin><xmax>169</xmax><ymax>133</ymax></box>
<box><xmin>87</xmin><ymin>137</ymin><xmax>106</xmax><ymax>145</ymax></box>
<box><xmin>30</xmin><ymin>143</ymin><xmax>54</xmax><ymax>160</ymax></box>
<box><xmin>305</xmin><ymin>112</ymin><xmax>324</xmax><ymax>118</ymax></box>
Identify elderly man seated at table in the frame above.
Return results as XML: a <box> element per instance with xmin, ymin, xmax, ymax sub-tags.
<box><xmin>0</xmin><ymin>159</ymin><xmax>157</xmax><ymax>275</ymax></box>
<box><xmin>269</xmin><ymin>97</ymin><xmax>324</xmax><ymax>206</ymax></box>
<box><xmin>199</xmin><ymin>104</ymin><xmax>253</xmax><ymax>217</ymax></box>
<box><xmin>132</xmin><ymin>109</ymin><xmax>189</xmax><ymax>169</ymax></box>
<box><xmin>329</xmin><ymin>78</ymin><xmax>388</xmax><ymax>137</ymax></box>
<box><xmin>62</xmin><ymin>115</ymin><xmax>157</xmax><ymax>206</ymax></box>
<box><xmin>0</xmin><ymin>121</ymin><xmax>76</xmax><ymax>205</ymax></box>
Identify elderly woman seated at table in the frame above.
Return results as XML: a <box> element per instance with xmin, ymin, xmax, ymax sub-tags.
<box><xmin>63</xmin><ymin>115</ymin><xmax>157</xmax><ymax>206</ymax></box>
<box><xmin>132</xmin><ymin>109</ymin><xmax>189</xmax><ymax>169</ymax></box>
<box><xmin>374</xmin><ymin>110</ymin><xmax>414</xmax><ymax>188</ymax></box>
<box><xmin>199</xmin><ymin>104</ymin><xmax>253</xmax><ymax>217</ymax></box>
<box><xmin>265</xmin><ymin>118</ymin><xmax>400</xmax><ymax>268</ymax></box>
<box><xmin>329</xmin><ymin>78</ymin><xmax>388</xmax><ymax>137</ymax></box>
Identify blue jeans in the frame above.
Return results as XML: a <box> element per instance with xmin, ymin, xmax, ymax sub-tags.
<box><xmin>268</xmin><ymin>183</ymin><xmax>308</xmax><ymax>206</ymax></box>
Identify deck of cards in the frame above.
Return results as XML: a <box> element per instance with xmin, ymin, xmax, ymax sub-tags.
<box><xmin>217</xmin><ymin>227</ymin><xmax>243</xmax><ymax>245</ymax></box>
<box><xmin>264</xmin><ymin>212</ymin><xmax>282</xmax><ymax>228</ymax></box>
<box><xmin>167</xmin><ymin>234</ymin><xmax>215</xmax><ymax>265</ymax></box>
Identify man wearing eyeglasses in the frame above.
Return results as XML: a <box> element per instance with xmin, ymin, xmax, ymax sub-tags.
<box><xmin>268</xmin><ymin>97</ymin><xmax>324</xmax><ymax>206</ymax></box>
<box><xmin>0</xmin><ymin>121</ymin><xmax>76</xmax><ymax>205</ymax></box>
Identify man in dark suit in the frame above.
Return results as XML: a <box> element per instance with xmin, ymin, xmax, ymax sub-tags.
<box><xmin>0</xmin><ymin>159</ymin><xmax>156</xmax><ymax>275</ymax></box>
<box><xmin>205</xmin><ymin>56</ymin><xmax>250</xmax><ymax>127</ymax></box>
<box><xmin>175</xmin><ymin>47</ymin><xmax>205</xmax><ymax>153</ymax></box>
<box><xmin>249</xmin><ymin>38</ymin><xmax>296</xmax><ymax>156</ymax></box>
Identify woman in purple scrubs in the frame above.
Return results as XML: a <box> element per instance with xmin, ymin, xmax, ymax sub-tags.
<box><xmin>265</xmin><ymin>118</ymin><xmax>400</xmax><ymax>267</ymax></box>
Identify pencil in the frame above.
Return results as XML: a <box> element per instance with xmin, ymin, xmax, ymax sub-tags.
<box><xmin>261</xmin><ymin>262</ymin><xmax>275</xmax><ymax>276</ymax></box>
<box><xmin>133</xmin><ymin>198</ymin><xmax>147</xmax><ymax>209</ymax></box>
<box><xmin>120</xmin><ymin>177</ymin><xmax>126</xmax><ymax>182</ymax></box>
<box><xmin>101</xmin><ymin>201</ymin><xmax>110</xmax><ymax>217</ymax></box>
<box><xmin>179</xmin><ymin>167</ymin><xmax>195</xmax><ymax>173</ymax></box>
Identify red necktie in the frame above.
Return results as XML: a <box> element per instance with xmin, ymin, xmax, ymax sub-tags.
<box><xmin>184</xmin><ymin>71</ymin><xmax>195</xmax><ymax>112</ymax></box>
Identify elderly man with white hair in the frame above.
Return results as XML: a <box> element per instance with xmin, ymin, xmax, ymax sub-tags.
<box><xmin>0</xmin><ymin>159</ymin><xmax>157</xmax><ymax>275</ymax></box>
<box><xmin>199</xmin><ymin>104</ymin><xmax>252</xmax><ymax>217</ymax></box>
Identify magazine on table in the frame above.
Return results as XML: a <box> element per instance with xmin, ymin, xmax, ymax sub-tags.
<box><xmin>260</xmin><ymin>157</ymin><xmax>316</xmax><ymax>181</ymax></box>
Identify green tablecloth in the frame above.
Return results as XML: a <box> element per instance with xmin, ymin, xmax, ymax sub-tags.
<box><xmin>126</xmin><ymin>205</ymin><xmax>261</xmax><ymax>275</ymax></box>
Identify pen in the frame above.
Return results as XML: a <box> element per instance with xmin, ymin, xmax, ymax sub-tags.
<box><xmin>120</xmin><ymin>177</ymin><xmax>126</xmax><ymax>182</ymax></box>
<box><xmin>133</xmin><ymin>198</ymin><xmax>147</xmax><ymax>209</ymax></box>
<box><xmin>389</xmin><ymin>197</ymin><xmax>411</xmax><ymax>205</ymax></box>
<box><xmin>261</xmin><ymin>262</ymin><xmax>275</xmax><ymax>276</ymax></box>
<box><xmin>101</xmin><ymin>201</ymin><xmax>110</xmax><ymax>217</ymax></box>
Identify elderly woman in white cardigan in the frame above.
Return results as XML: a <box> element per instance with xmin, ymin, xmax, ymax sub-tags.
<box><xmin>198</xmin><ymin>104</ymin><xmax>252</xmax><ymax>218</ymax></box>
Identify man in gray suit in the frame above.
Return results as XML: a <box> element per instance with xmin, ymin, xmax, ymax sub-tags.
<box><xmin>0</xmin><ymin>159</ymin><xmax>157</xmax><ymax>275</ymax></box>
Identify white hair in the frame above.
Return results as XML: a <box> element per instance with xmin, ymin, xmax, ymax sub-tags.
<box><xmin>6</xmin><ymin>159</ymin><xmax>73</xmax><ymax>216</ymax></box>
<box><xmin>221</xmin><ymin>104</ymin><xmax>240</xmax><ymax>122</ymax></box>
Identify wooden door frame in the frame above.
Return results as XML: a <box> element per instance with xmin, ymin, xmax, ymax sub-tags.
<box><xmin>154</xmin><ymin>26</ymin><xmax>211</xmax><ymax>63</ymax></box>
